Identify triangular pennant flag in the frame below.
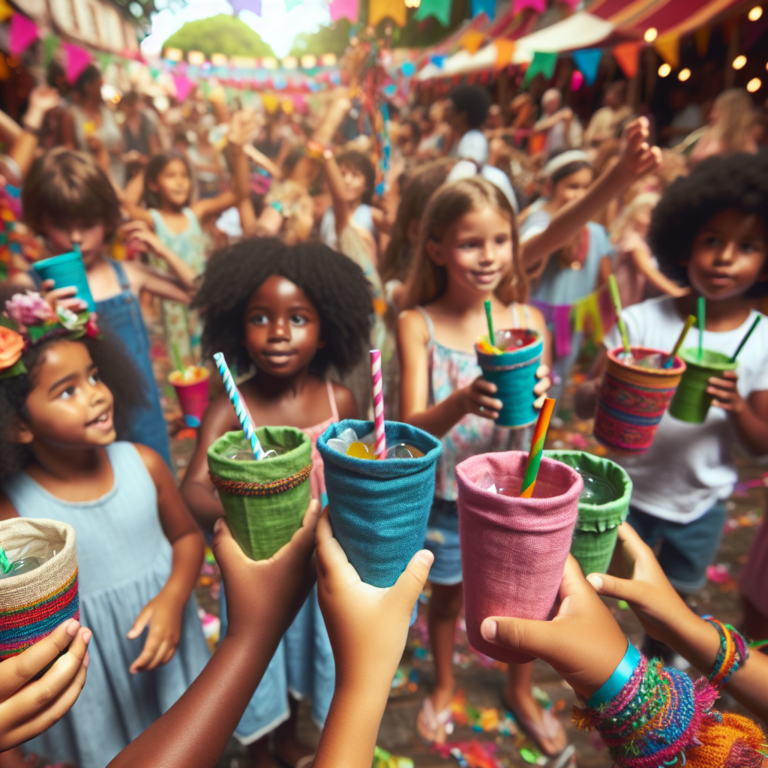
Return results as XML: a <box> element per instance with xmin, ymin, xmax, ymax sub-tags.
<box><xmin>96</xmin><ymin>51</ymin><xmax>113</xmax><ymax>71</ymax></box>
<box><xmin>369</xmin><ymin>0</ymin><xmax>406</xmax><ymax>26</ymax></box>
<box><xmin>694</xmin><ymin>26</ymin><xmax>710</xmax><ymax>57</ymax></box>
<box><xmin>230</xmin><ymin>0</ymin><xmax>261</xmax><ymax>13</ymax></box>
<box><xmin>612</xmin><ymin>41</ymin><xmax>640</xmax><ymax>79</ymax></box>
<box><xmin>430</xmin><ymin>53</ymin><xmax>447</xmax><ymax>68</ymax></box>
<box><xmin>9</xmin><ymin>14</ymin><xmax>39</xmax><ymax>59</ymax></box>
<box><xmin>63</xmin><ymin>42</ymin><xmax>92</xmax><ymax>84</ymax></box>
<box><xmin>43</xmin><ymin>34</ymin><xmax>59</xmax><ymax>66</ymax></box>
<box><xmin>173</xmin><ymin>74</ymin><xmax>195</xmax><ymax>102</ymax></box>
<box><xmin>471</xmin><ymin>0</ymin><xmax>495</xmax><ymax>19</ymax></box>
<box><xmin>522</xmin><ymin>50</ymin><xmax>557</xmax><ymax>86</ymax></box>
<box><xmin>654</xmin><ymin>34</ymin><xmax>679</xmax><ymax>69</ymax></box>
<box><xmin>513</xmin><ymin>0</ymin><xmax>545</xmax><ymax>14</ymax></box>
<box><xmin>495</xmin><ymin>38</ymin><xmax>515</xmax><ymax>70</ymax></box>
<box><xmin>415</xmin><ymin>0</ymin><xmax>452</xmax><ymax>26</ymax></box>
<box><xmin>572</xmin><ymin>48</ymin><xmax>601</xmax><ymax>86</ymax></box>
<box><xmin>329</xmin><ymin>0</ymin><xmax>357</xmax><ymax>22</ymax></box>
<box><xmin>0</xmin><ymin>0</ymin><xmax>13</xmax><ymax>22</ymax></box>
<box><xmin>285</xmin><ymin>0</ymin><xmax>302</xmax><ymax>10</ymax></box>
<box><xmin>461</xmin><ymin>30</ymin><xmax>486</xmax><ymax>55</ymax></box>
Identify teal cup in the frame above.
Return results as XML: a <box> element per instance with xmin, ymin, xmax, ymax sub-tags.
<box><xmin>476</xmin><ymin>329</ymin><xmax>543</xmax><ymax>429</ymax></box>
<box><xmin>33</xmin><ymin>250</ymin><xmax>96</xmax><ymax>311</ymax></box>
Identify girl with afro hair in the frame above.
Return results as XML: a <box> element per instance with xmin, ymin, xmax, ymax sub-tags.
<box><xmin>180</xmin><ymin>236</ymin><xmax>372</xmax><ymax>768</ymax></box>
<box><xmin>576</xmin><ymin>151</ymin><xmax>768</xmax><ymax>658</ymax></box>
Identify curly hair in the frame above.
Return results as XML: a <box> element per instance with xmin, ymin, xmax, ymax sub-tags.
<box><xmin>0</xmin><ymin>333</ymin><xmax>148</xmax><ymax>485</ymax></box>
<box><xmin>649</xmin><ymin>151</ymin><xmax>768</xmax><ymax>298</ymax></box>
<box><xmin>193</xmin><ymin>237</ymin><xmax>373</xmax><ymax>377</ymax></box>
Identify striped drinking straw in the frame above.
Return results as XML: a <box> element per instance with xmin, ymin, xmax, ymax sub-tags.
<box><xmin>519</xmin><ymin>398</ymin><xmax>556</xmax><ymax>498</ymax></box>
<box><xmin>371</xmin><ymin>349</ymin><xmax>387</xmax><ymax>460</ymax></box>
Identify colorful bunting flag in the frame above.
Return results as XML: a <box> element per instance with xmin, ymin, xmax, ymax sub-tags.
<box><xmin>572</xmin><ymin>48</ymin><xmax>601</xmax><ymax>86</ymax></box>
<box><xmin>369</xmin><ymin>0</ymin><xmax>406</xmax><ymax>26</ymax></box>
<box><xmin>43</xmin><ymin>34</ymin><xmax>59</xmax><ymax>66</ymax></box>
<box><xmin>513</xmin><ymin>0</ymin><xmax>545</xmax><ymax>15</ymax></box>
<box><xmin>96</xmin><ymin>51</ymin><xmax>114</xmax><ymax>71</ymax></box>
<box><xmin>0</xmin><ymin>0</ymin><xmax>13</xmax><ymax>23</ymax></box>
<box><xmin>415</xmin><ymin>0</ymin><xmax>452</xmax><ymax>26</ymax></box>
<box><xmin>471</xmin><ymin>0</ymin><xmax>495</xmax><ymax>20</ymax></box>
<box><xmin>401</xmin><ymin>61</ymin><xmax>416</xmax><ymax>76</ymax></box>
<box><xmin>654</xmin><ymin>34</ymin><xmax>679</xmax><ymax>69</ymax></box>
<box><xmin>173</xmin><ymin>73</ymin><xmax>195</xmax><ymax>102</ymax></box>
<box><xmin>9</xmin><ymin>14</ymin><xmax>38</xmax><ymax>59</ymax></box>
<box><xmin>522</xmin><ymin>51</ymin><xmax>557</xmax><ymax>86</ymax></box>
<box><xmin>63</xmin><ymin>42</ymin><xmax>92</xmax><ymax>84</ymax></box>
<box><xmin>430</xmin><ymin>53</ymin><xmax>447</xmax><ymax>68</ymax></box>
<box><xmin>494</xmin><ymin>38</ymin><xmax>515</xmax><ymax>69</ymax></box>
<box><xmin>230</xmin><ymin>0</ymin><xmax>261</xmax><ymax>13</ymax></box>
<box><xmin>329</xmin><ymin>0</ymin><xmax>357</xmax><ymax>23</ymax></box>
<box><xmin>461</xmin><ymin>30</ymin><xmax>486</xmax><ymax>54</ymax></box>
<box><xmin>612</xmin><ymin>41</ymin><xmax>640</xmax><ymax>79</ymax></box>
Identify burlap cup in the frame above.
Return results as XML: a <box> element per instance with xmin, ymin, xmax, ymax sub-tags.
<box><xmin>594</xmin><ymin>346</ymin><xmax>685</xmax><ymax>454</ymax></box>
<box><xmin>456</xmin><ymin>451</ymin><xmax>581</xmax><ymax>664</ymax></box>
<box><xmin>668</xmin><ymin>348</ymin><xmax>737</xmax><ymax>424</ymax></box>
<box><xmin>317</xmin><ymin>419</ymin><xmax>442</xmax><ymax>588</ymax></box>
<box><xmin>208</xmin><ymin>428</ymin><xmax>312</xmax><ymax>561</ymax></box>
<box><xmin>0</xmin><ymin>518</ymin><xmax>79</xmax><ymax>661</ymax></box>
<box><xmin>545</xmin><ymin>450</ymin><xmax>632</xmax><ymax>575</ymax></box>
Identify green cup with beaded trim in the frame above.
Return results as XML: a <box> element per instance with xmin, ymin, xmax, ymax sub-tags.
<box><xmin>207</xmin><ymin>428</ymin><xmax>312</xmax><ymax>561</ymax></box>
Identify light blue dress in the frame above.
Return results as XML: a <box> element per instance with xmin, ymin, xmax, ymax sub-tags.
<box><xmin>3</xmin><ymin>442</ymin><xmax>210</xmax><ymax>768</ymax></box>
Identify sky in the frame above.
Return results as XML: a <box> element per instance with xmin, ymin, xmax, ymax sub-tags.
<box><xmin>140</xmin><ymin>0</ymin><xmax>333</xmax><ymax>58</ymax></box>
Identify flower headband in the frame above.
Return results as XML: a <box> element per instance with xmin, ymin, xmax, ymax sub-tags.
<box><xmin>0</xmin><ymin>291</ymin><xmax>100</xmax><ymax>380</ymax></box>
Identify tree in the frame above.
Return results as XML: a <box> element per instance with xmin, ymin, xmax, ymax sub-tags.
<box><xmin>162</xmin><ymin>14</ymin><xmax>276</xmax><ymax>58</ymax></box>
<box><xmin>289</xmin><ymin>19</ymin><xmax>352</xmax><ymax>58</ymax></box>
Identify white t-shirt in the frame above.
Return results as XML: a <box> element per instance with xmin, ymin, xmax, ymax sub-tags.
<box><xmin>603</xmin><ymin>297</ymin><xmax>768</xmax><ymax>523</ymax></box>
<box><xmin>454</xmin><ymin>129</ymin><xmax>489</xmax><ymax>165</ymax></box>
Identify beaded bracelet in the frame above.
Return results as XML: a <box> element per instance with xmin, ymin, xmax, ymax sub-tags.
<box><xmin>702</xmin><ymin>616</ymin><xmax>749</xmax><ymax>688</ymax></box>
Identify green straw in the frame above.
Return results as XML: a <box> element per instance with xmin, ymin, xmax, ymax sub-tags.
<box><xmin>697</xmin><ymin>296</ymin><xmax>705</xmax><ymax>361</ymax></box>
<box><xmin>172</xmin><ymin>342</ymin><xmax>184</xmax><ymax>373</ymax></box>
<box><xmin>0</xmin><ymin>544</ymin><xmax>11</xmax><ymax>575</ymax></box>
<box><xmin>608</xmin><ymin>275</ymin><xmax>631</xmax><ymax>357</ymax></box>
<box><xmin>663</xmin><ymin>314</ymin><xmax>696</xmax><ymax>369</ymax></box>
<box><xmin>484</xmin><ymin>299</ymin><xmax>495</xmax><ymax>347</ymax></box>
<box><xmin>730</xmin><ymin>316</ymin><xmax>761</xmax><ymax>363</ymax></box>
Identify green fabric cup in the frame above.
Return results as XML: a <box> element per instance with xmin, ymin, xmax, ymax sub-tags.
<box><xmin>668</xmin><ymin>348</ymin><xmax>737</xmax><ymax>424</ymax></box>
<box><xmin>207</xmin><ymin>428</ymin><xmax>312</xmax><ymax>561</ymax></box>
<box><xmin>545</xmin><ymin>450</ymin><xmax>632</xmax><ymax>575</ymax></box>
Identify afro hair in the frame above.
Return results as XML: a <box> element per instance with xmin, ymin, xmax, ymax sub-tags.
<box><xmin>449</xmin><ymin>85</ymin><xmax>492</xmax><ymax>130</ymax></box>
<box><xmin>193</xmin><ymin>237</ymin><xmax>373</xmax><ymax>377</ymax></box>
<box><xmin>649</xmin><ymin>151</ymin><xmax>768</xmax><ymax>298</ymax></box>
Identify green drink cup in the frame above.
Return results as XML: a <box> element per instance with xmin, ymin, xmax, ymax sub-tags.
<box><xmin>668</xmin><ymin>348</ymin><xmax>737</xmax><ymax>424</ymax></box>
<box><xmin>207</xmin><ymin>428</ymin><xmax>312</xmax><ymax>560</ymax></box>
<box><xmin>545</xmin><ymin>450</ymin><xmax>633</xmax><ymax>575</ymax></box>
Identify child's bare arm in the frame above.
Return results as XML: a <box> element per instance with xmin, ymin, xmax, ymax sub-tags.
<box><xmin>123</xmin><ymin>260</ymin><xmax>192</xmax><ymax>304</ymax></box>
<box><xmin>121</xmin><ymin>222</ymin><xmax>197</xmax><ymax>290</ymax></box>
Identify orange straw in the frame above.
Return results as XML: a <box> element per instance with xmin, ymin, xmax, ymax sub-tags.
<box><xmin>519</xmin><ymin>398</ymin><xmax>556</xmax><ymax>498</ymax></box>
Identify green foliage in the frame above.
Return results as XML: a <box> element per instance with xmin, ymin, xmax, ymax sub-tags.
<box><xmin>162</xmin><ymin>14</ymin><xmax>275</xmax><ymax>58</ymax></box>
<box><xmin>289</xmin><ymin>18</ymin><xmax>351</xmax><ymax>57</ymax></box>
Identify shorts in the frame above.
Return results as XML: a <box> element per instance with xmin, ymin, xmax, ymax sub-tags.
<box><xmin>627</xmin><ymin>502</ymin><xmax>728</xmax><ymax>594</ymax></box>
<box><xmin>424</xmin><ymin>497</ymin><xmax>462</xmax><ymax>585</ymax></box>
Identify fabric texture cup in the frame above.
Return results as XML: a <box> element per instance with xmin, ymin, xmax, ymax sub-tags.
<box><xmin>594</xmin><ymin>346</ymin><xmax>685</xmax><ymax>455</ymax></box>
<box><xmin>544</xmin><ymin>450</ymin><xmax>632</xmax><ymax>575</ymax></box>
<box><xmin>208</xmin><ymin>428</ymin><xmax>312</xmax><ymax>561</ymax></box>
<box><xmin>456</xmin><ymin>451</ymin><xmax>581</xmax><ymax>664</ymax></box>
<box><xmin>0</xmin><ymin>518</ymin><xmax>79</xmax><ymax>661</ymax></box>
<box><xmin>476</xmin><ymin>329</ymin><xmax>542</xmax><ymax>429</ymax></box>
<box><xmin>32</xmin><ymin>251</ymin><xmax>96</xmax><ymax>312</ymax></box>
<box><xmin>170</xmin><ymin>372</ymin><xmax>210</xmax><ymax>428</ymax></box>
<box><xmin>668</xmin><ymin>348</ymin><xmax>737</xmax><ymax>424</ymax></box>
<box><xmin>317</xmin><ymin>419</ymin><xmax>442</xmax><ymax>588</ymax></box>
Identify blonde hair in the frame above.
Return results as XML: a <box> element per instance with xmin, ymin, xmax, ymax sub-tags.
<box><xmin>711</xmin><ymin>89</ymin><xmax>755</xmax><ymax>155</ymax></box>
<box><xmin>610</xmin><ymin>192</ymin><xmax>660</xmax><ymax>244</ymax></box>
<box><xmin>403</xmin><ymin>177</ymin><xmax>526</xmax><ymax>308</ymax></box>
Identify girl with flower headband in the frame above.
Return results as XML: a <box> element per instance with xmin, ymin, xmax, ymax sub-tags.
<box><xmin>0</xmin><ymin>290</ymin><xmax>210</xmax><ymax>768</ymax></box>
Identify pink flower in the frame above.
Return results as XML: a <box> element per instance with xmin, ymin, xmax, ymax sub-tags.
<box><xmin>5</xmin><ymin>291</ymin><xmax>55</xmax><ymax>327</ymax></box>
<box><xmin>84</xmin><ymin>315</ymin><xmax>100</xmax><ymax>338</ymax></box>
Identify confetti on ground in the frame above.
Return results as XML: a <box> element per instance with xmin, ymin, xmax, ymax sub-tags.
<box><xmin>432</xmin><ymin>740</ymin><xmax>503</xmax><ymax>768</ymax></box>
<box><xmin>617</xmin><ymin>600</ymin><xmax>629</xmax><ymax>610</ymax></box>
<box><xmin>373</xmin><ymin>745</ymin><xmax>414</xmax><ymax>768</ymax></box>
<box><xmin>706</xmin><ymin>563</ymin><xmax>731</xmax><ymax>584</ymax></box>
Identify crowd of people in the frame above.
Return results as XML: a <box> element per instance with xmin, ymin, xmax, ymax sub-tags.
<box><xmin>0</xmin><ymin>48</ymin><xmax>767</xmax><ymax>768</ymax></box>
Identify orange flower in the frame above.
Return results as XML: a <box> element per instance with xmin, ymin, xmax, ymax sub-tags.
<box><xmin>0</xmin><ymin>326</ymin><xmax>24</xmax><ymax>371</ymax></box>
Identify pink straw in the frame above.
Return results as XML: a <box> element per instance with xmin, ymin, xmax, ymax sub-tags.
<box><xmin>371</xmin><ymin>349</ymin><xmax>386</xmax><ymax>460</ymax></box>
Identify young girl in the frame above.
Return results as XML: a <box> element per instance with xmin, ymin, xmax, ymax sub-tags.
<box><xmin>180</xmin><ymin>237</ymin><xmax>372</xmax><ymax>768</ymax></box>
<box><xmin>0</xmin><ymin>297</ymin><xmax>209</xmax><ymax>768</ymax></box>
<box><xmin>575</xmin><ymin>152</ymin><xmax>768</xmax><ymax>656</ymax></box>
<box><xmin>15</xmin><ymin>148</ymin><xmax>195</xmax><ymax>467</ymax></box>
<box><xmin>397</xmin><ymin>178</ymin><xmax>560</xmax><ymax>755</ymax></box>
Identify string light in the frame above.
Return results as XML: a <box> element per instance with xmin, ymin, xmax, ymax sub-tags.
<box><xmin>747</xmin><ymin>77</ymin><xmax>762</xmax><ymax>92</ymax></box>
<box><xmin>188</xmin><ymin>50</ymin><xmax>205</xmax><ymax>65</ymax></box>
<box><xmin>733</xmin><ymin>55</ymin><xmax>747</xmax><ymax>69</ymax></box>
<box><xmin>405</xmin><ymin>0</ymin><xmax>421</xmax><ymax>7</ymax></box>
<box><xmin>644</xmin><ymin>27</ymin><xmax>658</xmax><ymax>42</ymax></box>
<box><xmin>748</xmin><ymin>6</ymin><xmax>763</xmax><ymax>20</ymax></box>
<box><xmin>678</xmin><ymin>68</ymin><xmax>691</xmax><ymax>81</ymax></box>
<box><xmin>658</xmin><ymin>63</ymin><xmax>671</xmax><ymax>77</ymax></box>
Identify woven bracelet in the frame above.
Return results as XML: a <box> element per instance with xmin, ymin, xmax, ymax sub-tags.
<box><xmin>703</xmin><ymin>616</ymin><xmax>749</xmax><ymax>688</ymax></box>
<box><xmin>209</xmin><ymin>464</ymin><xmax>312</xmax><ymax>497</ymax></box>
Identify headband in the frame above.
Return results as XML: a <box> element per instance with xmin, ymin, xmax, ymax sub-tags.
<box><xmin>447</xmin><ymin>160</ymin><xmax>520</xmax><ymax>214</ymax></box>
<box><xmin>542</xmin><ymin>150</ymin><xmax>591</xmax><ymax>179</ymax></box>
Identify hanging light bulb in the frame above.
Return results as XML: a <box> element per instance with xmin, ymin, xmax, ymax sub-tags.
<box><xmin>678</xmin><ymin>68</ymin><xmax>691</xmax><ymax>81</ymax></box>
<box><xmin>748</xmin><ymin>6</ymin><xmax>763</xmax><ymax>21</ymax></box>
<box><xmin>405</xmin><ymin>0</ymin><xmax>421</xmax><ymax>7</ymax></box>
<box><xmin>658</xmin><ymin>63</ymin><xmax>671</xmax><ymax>77</ymax></box>
<box><xmin>733</xmin><ymin>55</ymin><xmax>747</xmax><ymax>69</ymax></box>
<box><xmin>644</xmin><ymin>27</ymin><xmax>658</xmax><ymax>43</ymax></box>
<box><xmin>747</xmin><ymin>77</ymin><xmax>762</xmax><ymax>92</ymax></box>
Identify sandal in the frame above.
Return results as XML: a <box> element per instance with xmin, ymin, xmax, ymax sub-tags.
<box><xmin>503</xmin><ymin>697</ymin><xmax>567</xmax><ymax>757</ymax></box>
<box><xmin>416</xmin><ymin>696</ymin><xmax>454</xmax><ymax>745</ymax></box>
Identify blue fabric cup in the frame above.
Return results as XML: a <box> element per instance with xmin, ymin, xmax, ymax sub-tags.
<box><xmin>317</xmin><ymin>419</ymin><xmax>442</xmax><ymax>589</ymax></box>
<box><xmin>477</xmin><ymin>329</ymin><xmax>543</xmax><ymax>429</ymax></box>
<box><xmin>32</xmin><ymin>250</ymin><xmax>96</xmax><ymax>311</ymax></box>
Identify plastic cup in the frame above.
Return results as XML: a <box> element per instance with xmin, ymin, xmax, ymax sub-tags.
<box><xmin>207</xmin><ymin>428</ymin><xmax>312</xmax><ymax>561</ymax></box>
<box><xmin>668</xmin><ymin>348</ymin><xmax>737</xmax><ymax>424</ymax></box>
<box><xmin>456</xmin><ymin>450</ymin><xmax>581</xmax><ymax>664</ymax></box>
<box><xmin>545</xmin><ymin>450</ymin><xmax>632</xmax><ymax>575</ymax></box>
<box><xmin>32</xmin><ymin>250</ymin><xmax>96</xmax><ymax>311</ymax></box>
<box><xmin>317</xmin><ymin>419</ymin><xmax>442</xmax><ymax>589</ymax></box>
<box><xmin>594</xmin><ymin>346</ymin><xmax>686</xmax><ymax>455</ymax></box>
<box><xmin>476</xmin><ymin>329</ymin><xmax>543</xmax><ymax>429</ymax></box>
<box><xmin>169</xmin><ymin>369</ymin><xmax>210</xmax><ymax>428</ymax></box>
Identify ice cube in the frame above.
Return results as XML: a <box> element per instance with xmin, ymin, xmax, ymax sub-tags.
<box><xmin>386</xmin><ymin>443</ymin><xmax>417</xmax><ymax>459</ymax></box>
<box><xmin>327</xmin><ymin>438</ymin><xmax>350</xmax><ymax>454</ymax></box>
<box><xmin>478</xmin><ymin>471</ymin><xmax>498</xmax><ymax>494</ymax></box>
<box><xmin>337</xmin><ymin>428</ymin><xmax>359</xmax><ymax>445</ymax></box>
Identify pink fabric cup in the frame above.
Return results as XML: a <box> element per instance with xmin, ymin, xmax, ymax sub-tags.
<box><xmin>170</xmin><ymin>374</ymin><xmax>210</xmax><ymax>428</ymax></box>
<box><xmin>456</xmin><ymin>451</ymin><xmax>582</xmax><ymax>664</ymax></box>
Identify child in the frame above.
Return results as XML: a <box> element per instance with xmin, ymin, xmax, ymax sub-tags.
<box><xmin>397</xmin><ymin>177</ymin><xmax>560</xmax><ymax>754</ymax></box>
<box><xmin>575</xmin><ymin>152</ymin><xmax>768</xmax><ymax>650</ymax></box>
<box><xmin>0</xmin><ymin>296</ymin><xmax>209</xmax><ymax>768</ymax></box>
<box><xmin>180</xmin><ymin>237</ymin><xmax>372</xmax><ymax>767</ymax></box>
<box><xmin>15</xmin><ymin>148</ymin><xmax>195</xmax><ymax>467</ymax></box>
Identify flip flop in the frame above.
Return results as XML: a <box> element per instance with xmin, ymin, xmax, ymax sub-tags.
<box><xmin>416</xmin><ymin>696</ymin><xmax>454</xmax><ymax>745</ymax></box>
<box><xmin>503</xmin><ymin>697</ymin><xmax>568</xmax><ymax>758</ymax></box>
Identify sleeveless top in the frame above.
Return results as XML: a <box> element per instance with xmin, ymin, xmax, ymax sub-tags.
<box><xmin>302</xmin><ymin>379</ymin><xmax>340</xmax><ymax>504</ymax></box>
<box><xmin>149</xmin><ymin>207</ymin><xmax>208</xmax><ymax>275</ymax></box>
<box><xmin>417</xmin><ymin>304</ymin><xmax>531</xmax><ymax>501</ymax></box>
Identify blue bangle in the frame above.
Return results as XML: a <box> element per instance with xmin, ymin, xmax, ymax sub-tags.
<box><xmin>586</xmin><ymin>638</ymin><xmax>641</xmax><ymax>709</ymax></box>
